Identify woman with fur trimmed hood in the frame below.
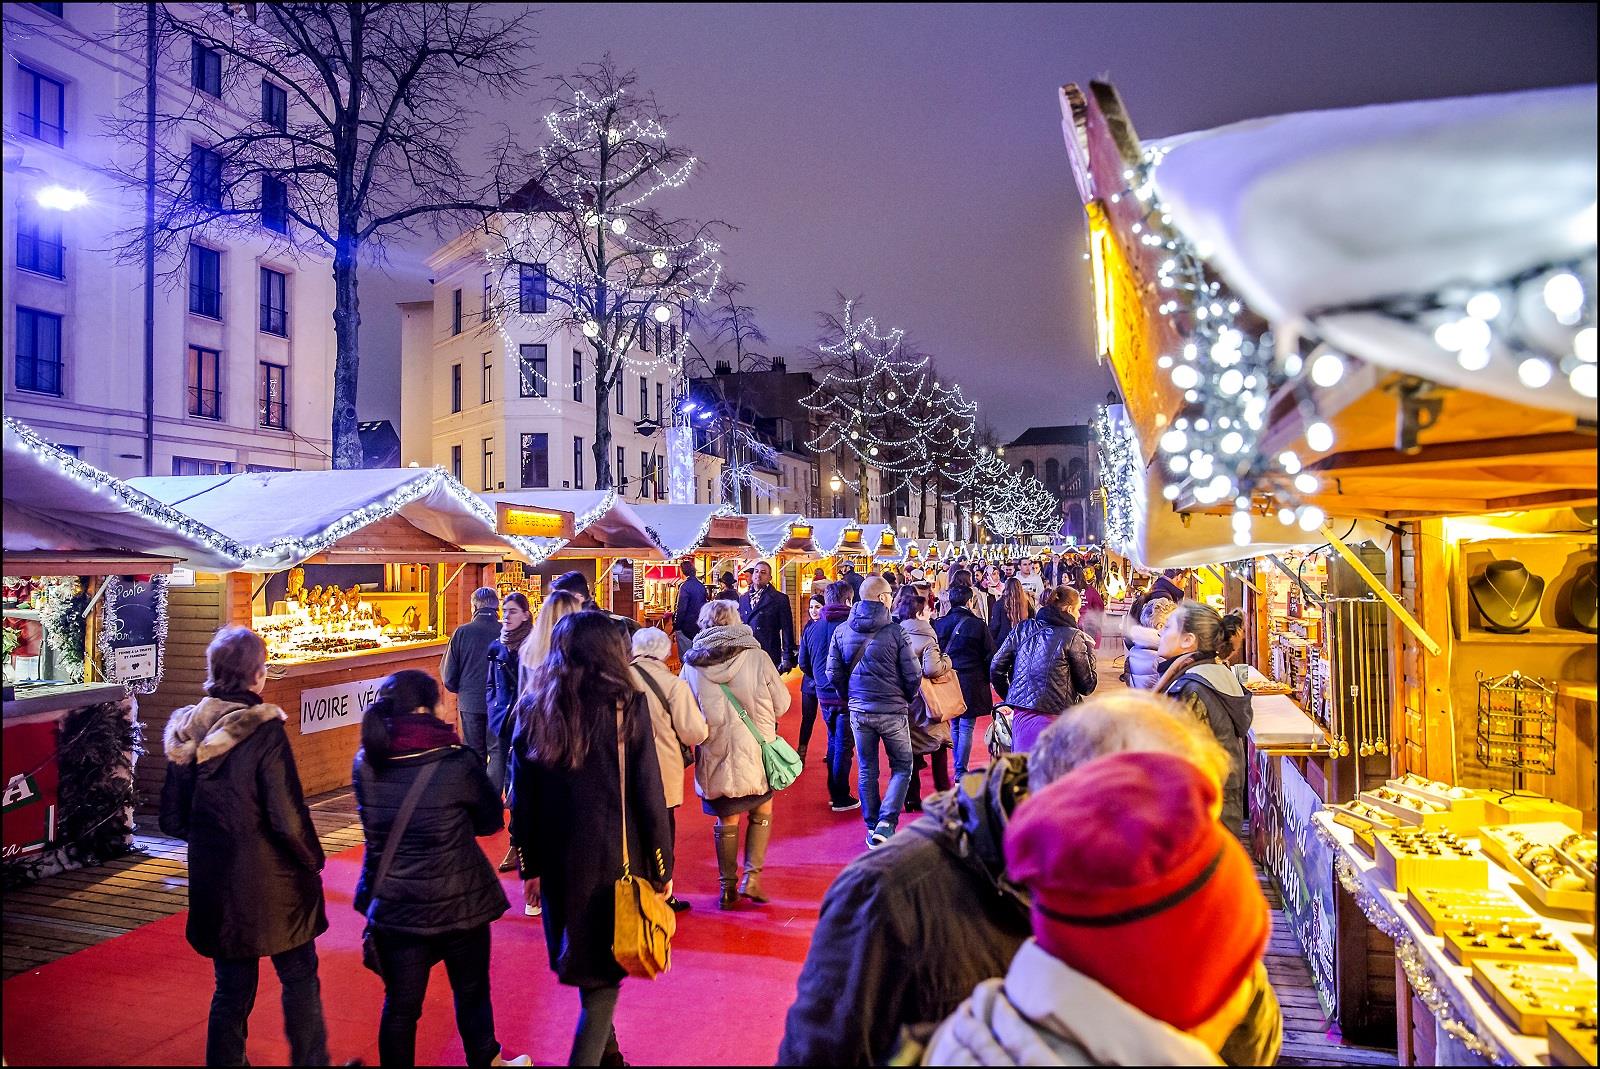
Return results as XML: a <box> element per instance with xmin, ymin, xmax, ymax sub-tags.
<box><xmin>160</xmin><ymin>625</ymin><xmax>329</xmax><ymax>1067</ymax></box>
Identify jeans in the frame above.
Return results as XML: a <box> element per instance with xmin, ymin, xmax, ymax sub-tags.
<box><xmin>821</xmin><ymin>702</ymin><xmax>856</xmax><ymax>806</ymax></box>
<box><xmin>952</xmin><ymin>715</ymin><xmax>979</xmax><ymax>779</ymax></box>
<box><xmin>459</xmin><ymin>709</ymin><xmax>488</xmax><ymax>760</ymax></box>
<box><xmin>851</xmin><ymin>710</ymin><xmax>913</xmax><ymax>833</ymax></box>
<box><xmin>207</xmin><ymin>939</ymin><xmax>328</xmax><ymax>1067</ymax></box>
<box><xmin>571</xmin><ymin>983</ymin><xmax>622</xmax><ymax>1066</ymax></box>
<box><xmin>798</xmin><ymin>690</ymin><xmax>819</xmax><ymax>754</ymax></box>
<box><xmin>373</xmin><ymin>923</ymin><xmax>499</xmax><ymax>1068</ymax></box>
<box><xmin>674</xmin><ymin>630</ymin><xmax>694</xmax><ymax>663</ymax></box>
<box><xmin>486</xmin><ymin>715</ymin><xmax>515</xmax><ymax>797</ymax></box>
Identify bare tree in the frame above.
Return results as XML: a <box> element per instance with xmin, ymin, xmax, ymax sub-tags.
<box><xmin>483</xmin><ymin>58</ymin><xmax>726</xmax><ymax>491</ymax></box>
<box><xmin>681</xmin><ymin>280</ymin><xmax>782</xmax><ymax>509</ymax></box>
<box><xmin>109</xmin><ymin>3</ymin><xmax>537</xmax><ymax>467</ymax></box>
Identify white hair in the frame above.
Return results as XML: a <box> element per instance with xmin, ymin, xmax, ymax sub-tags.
<box><xmin>1029</xmin><ymin>690</ymin><xmax>1232</xmax><ymax>797</ymax></box>
<box><xmin>631</xmin><ymin>626</ymin><xmax>672</xmax><ymax>661</ymax></box>
<box><xmin>698</xmin><ymin>598</ymin><xmax>741</xmax><ymax>629</ymax></box>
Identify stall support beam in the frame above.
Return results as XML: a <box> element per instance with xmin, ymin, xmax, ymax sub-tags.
<box><xmin>1319</xmin><ymin>525</ymin><xmax>1441</xmax><ymax>657</ymax></box>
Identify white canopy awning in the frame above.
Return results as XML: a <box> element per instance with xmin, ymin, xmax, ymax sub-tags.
<box><xmin>628</xmin><ymin>503</ymin><xmax>745</xmax><ymax>558</ymax></box>
<box><xmin>1152</xmin><ymin>84</ymin><xmax>1596</xmax><ymax>417</ymax></box>
<box><xmin>131</xmin><ymin>468</ymin><xmax>543</xmax><ymax>572</ymax></box>
<box><xmin>4</xmin><ymin>418</ymin><xmax>243</xmax><ymax>570</ymax></box>
<box><xmin>808</xmin><ymin>519</ymin><xmax>863</xmax><ymax>556</ymax></box>
<box><xmin>743</xmin><ymin>513</ymin><xmax>810</xmax><ymax>557</ymax></box>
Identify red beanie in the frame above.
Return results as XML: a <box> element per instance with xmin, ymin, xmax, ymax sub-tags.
<box><xmin>1005</xmin><ymin>751</ymin><xmax>1269</xmax><ymax>1031</ymax></box>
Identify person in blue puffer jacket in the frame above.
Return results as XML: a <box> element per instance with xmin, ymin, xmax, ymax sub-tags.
<box><xmin>827</xmin><ymin>576</ymin><xmax>921</xmax><ymax>849</ymax></box>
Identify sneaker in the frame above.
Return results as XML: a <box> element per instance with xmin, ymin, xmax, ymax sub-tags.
<box><xmin>524</xmin><ymin>903</ymin><xmax>542</xmax><ymax>917</ymax></box>
<box><xmin>830</xmin><ymin>798</ymin><xmax>861</xmax><ymax>812</ymax></box>
<box><xmin>492</xmin><ymin>1054</ymin><xmax>532</xmax><ymax>1066</ymax></box>
<box><xmin>867</xmin><ymin>826</ymin><xmax>891</xmax><ymax>849</ymax></box>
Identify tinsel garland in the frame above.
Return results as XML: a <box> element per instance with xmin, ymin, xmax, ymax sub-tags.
<box><xmin>1313</xmin><ymin>820</ymin><xmax>1509</xmax><ymax>1064</ymax></box>
<box><xmin>97</xmin><ymin>574</ymin><xmax>169</xmax><ymax>695</ymax></box>
<box><xmin>2</xmin><ymin>700</ymin><xmax>140</xmax><ymax>889</ymax></box>
<box><xmin>39</xmin><ymin>578</ymin><xmax>88</xmax><ymax>684</ymax></box>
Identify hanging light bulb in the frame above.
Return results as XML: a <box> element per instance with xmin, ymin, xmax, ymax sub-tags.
<box><xmin>610</xmin><ymin>218</ymin><xmax>627</xmax><ymax>235</ymax></box>
<box><xmin>653</xmin><ymin>305</ymin><xmax>672</xmax><ymax>323</ymax></box>
<box><xmin>1231</xmin><ymin>511</ymin><xmax>1253</xmax><ymax>532</ymax></box>
<box><xmin>651</xmin><ymin>251</ymin><xmax>669</xmax><ymax>269</ymax></box>
<box><xmin>1570</xmin><ymin>363</ymin><xmax>1597</xmax><ymax>398</ymax></box>
<box><xmin>1162</xmin><ymin>484</ymin><xmax>1181</xmax><ymax>501</ymax></box>
<box><xmin>1279</xmin><ymin>451</ymin><xmax>1301</xmax><ymax>475</ymax></box>
<box><xmin>584</xmin><ymin>212</ymin><xmax>601</xmax><ymax>229</ymax></box>
<box><xmin>1305</xmin><ymin>422</ymin><xmax>1335</xmax><ymax>453</ymax></box>
<box><xmin>1465</xmin><ymin>291</ymin><xmax>1502</xmax><ymax>320</ymax></box>
<box><xmin>886</xmin><ymin>391</ymin><xmax>897</xmax><ymax>401</ymax></box>
<box><xmin>869</xmin><ymin>446</ymin><xmax>879</xmax><ymax>456</ymax></box>
<box><xmin>1208</xmin><ymin>474</ymin><xmax>1233</xmax><ymax>499</ymax></box>
<box><xmin>1294</xmin><ymin>472</ymin><xmax>1319</xmax><ymax>494</ymax></box>
<box><xmin>581</xmin><ymin>320</ymin><xmax>599</xmax><ymax>338</ymax></box>
<box><xmin>1457</xmin><ymin>347</ymin><xmax>1492</xmax><ymax>372</ymax></box>
<box><xmin>1277</xmin><ymin>507</ymin><xmax>1296</xmax><ymax>526</ymax></box>
<box><xmin>1160</xmin><ymin>429</ymin><xmax>1188</xmax><ymax>454</ymax></box>
<box><xmin>1517</xmin><ymin>357</ymin><xmax>1554</xmax><ymax>388</ymax></box>
<box><xmin>1220</xmin><ymin>431</ymin><xmax>1244</xmax><ymax>454</ymax></box>
<box><xmin>1218</xmin><ymin>368</ymin><xmax>1244</xmax><ymax>395</ymax></box>
<box><xmin>1169</xmin><ymin>454</ymin><xmax>1189</xmax><ymax>474</ymax></box>
<box><xmin>1171</xmin><ymin>364</ymin><xmax>1200</xmax><ymax>390</ymax></box>
<box><xmin>1310</xmin><ymin>351</ymin><xmax>1346</xmax><ymax>387</ymax></box>
<box><xmin>1235</xmin><ymin>495</ymin><xmax>1251</xmax><ymax>510</ymax></box>
<box><xmin>1283</xmin><ymin>352</ymin><xmax>1304</xmax><ymax>376</ymax></box>
<box><xmin>1575</xmin><ymin>327</ymin><xmax>1596</xmax><ymax>364</ymax></box>
<box><xmin>1233</xmin><ymin>529</ymin><xmax>1253</xmax><ymax>547</ymax></box>
<box><xmin>1190</xmin><ymin>454</ymin><xmax>1215</xmax><ymax>481</ymax></box>
<box><xmin>1543</xmin><ymin>272</ymin><xmax>1585</xmax><ymax>324</ymax></box>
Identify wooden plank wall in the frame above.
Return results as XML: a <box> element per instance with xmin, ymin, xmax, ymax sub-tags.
<box><xmin>133</xmin><ymin>577</ymin><xmax>229</xmax><ymax>812</ymax></box>
<box><xmin>1391</xmin><ymin>521</ymin><xmax>1456</xmax><ymax>783</ymax></box>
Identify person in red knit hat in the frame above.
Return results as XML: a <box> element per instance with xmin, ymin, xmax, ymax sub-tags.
<box><xmin>923</xmin><ymin>750</ymin><xmax>1270</xmax><ymax>1066</ymax></box>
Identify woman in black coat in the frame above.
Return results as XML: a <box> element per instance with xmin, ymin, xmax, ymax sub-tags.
<box><xmin>510</xmin><ymin>611</ymin><xmax>674</xmax><ymax>1067</ymax></box>
<box><xmin>988</xmin><ymin>576</ymin><xmax>1033</xmax><ymax>648</ymax></box>
<box><xmin>353</xmin><ymin>670</ymin><xmax>517</xmax><ymax>1069</ymax></box>
<box><xmin>160</xmin><ymin>625</ymin><xmax>329</xmax><ymax>1067</ymax></box>
<box><xmin>931</xmin><ymin>583</ymin><xmax>997</xmax><ymax>780</ymax></box>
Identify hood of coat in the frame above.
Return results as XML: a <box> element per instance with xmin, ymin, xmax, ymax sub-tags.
<box><xmin>683</xmin><ymin>622</ymin><xmax>763</xmax><ymax>670</ymax></box>
<box><xmin>164</xmin><ymin>697</ymin><xmax>287</xmax><ymax>766</ymax></box>
<box><xmin>920</xmin><ymin>753</ymin><xmax>1031</xmax><ymax>904</ymax></box>
<box><xmin>1185</xmin><ymin>660</ymin><xmax>1247</xmax><ymax>698</ymax></box>
<box><xmin>848</xmin><ymin>600</ymin><xmax>892</xmax><ymax>633</ymax></box>
<box><xmin>820</xmin><ymin>603</ymin><xmax>851</xmax><ymax>624</ymax></box>
<box><xmin>1037</xmin><ymin>604</ymin><xmax>1077</xmax><ymax>630</ymax></box>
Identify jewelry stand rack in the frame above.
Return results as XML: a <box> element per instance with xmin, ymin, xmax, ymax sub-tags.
<box><xmin>1474</xmin><ymin>670</ymin><xmax>1558</xmax><ymax>800</ymax></box>
<box><xmin>1326</xmin><ymin>596</ymin><xmax>1390</xmax><ymax>794</ymax></box>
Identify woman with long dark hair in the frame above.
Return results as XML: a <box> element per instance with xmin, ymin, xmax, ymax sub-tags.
<box><xmin>509</xmin><ymin>612</ymin><xmax>673</xmax><ymax>1066</ymax></box>
<box><xmin>352</xmin><ymin>670</ymin><xmax>520</xmax><ymax>1068</ymax></box>
<box><xmin>485</xmin><ymin>591</ymin><xmax>531</xmax><ymax>874</ymax></box>
<box><xmin>988</xmin><ymin>576</ymin><xmax>1033</xmax><ymax>648</ymax></box>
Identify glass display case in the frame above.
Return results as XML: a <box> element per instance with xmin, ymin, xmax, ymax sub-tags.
<box><xmin>254</xmin><ymin>563</ymin><xmax>443</xmax><ymax>666</ymax></box>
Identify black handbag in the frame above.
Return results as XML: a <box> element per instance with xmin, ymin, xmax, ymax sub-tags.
<box><xmin>360</xmin><ymin>759</ymin><xmax>439</xmax><ymax>978</ymax></box>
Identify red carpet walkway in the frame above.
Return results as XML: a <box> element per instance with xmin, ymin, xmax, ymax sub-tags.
<box><xmin>2</xmin><ymin>678</ymin><xmax>899</xmax><ymax>1066</ymax></box>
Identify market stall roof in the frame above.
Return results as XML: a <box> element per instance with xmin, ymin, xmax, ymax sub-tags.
<box><xmin>742</xmin><ymin>513</ymin><xmax>818</xmax><ymax>557</ymax></box>
<box><xmin>4</xmin><ymin>418</ymin><xmax>244</xmax><ymax>571</ymax></box>
<box><xmin>628</xmin><ymin>503</ymin><xmax>750</xmax><ymax>558</ymax></box>
<box><xmin>807</xmin><ymin>519</ymin><xmax>865</xmax><ymax>556</ymax></box>
<box><xmin>128</xmin><ymin>468</ymin><xmax>545</xmax><ymax>572</ymax></box>
<box><xmin>860</xmin><ymin>524</ymin><xmax>899</xmax><ymax>560</ymax></box>
<box><xmin>484</xmin><ymin>490</ymin><xmax>661</xmax><ymax>559</ymax></box>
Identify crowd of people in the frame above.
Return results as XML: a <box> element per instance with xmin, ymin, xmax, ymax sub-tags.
<box><xmin>158</xmin><ymin>554</ymin><xmax>1265</xmax><ymax>1067</ymax></box>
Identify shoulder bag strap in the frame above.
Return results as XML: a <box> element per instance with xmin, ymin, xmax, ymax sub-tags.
<box><xmin>616</xmin><ymin>701</ymin><xmax>630</xmax><ymax>880</ymax></box>
<box><xmin>370</xmin><ymin>758</ymin><xmax>441</xmax><ymax>898</ymax></box>
<box><xmin>718</xmin><ymin>682</ymin><xmax>767</xmax><ymax>748</ymax></box>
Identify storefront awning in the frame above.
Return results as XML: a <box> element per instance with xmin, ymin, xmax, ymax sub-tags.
<box><xmin>629</xmin><ymin>503</ymin><xmax>749</xmax><ymax>558</ymax></box>
<box><xmin>742</xmin><ymin>513</ymin><xmax>818</xmax><ymax>557</ymax></box>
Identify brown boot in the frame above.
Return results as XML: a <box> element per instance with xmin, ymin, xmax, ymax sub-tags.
<box><xmin>713</xmin><ymin>824</ymin><xmax>740</xmax><ymax>910</ymax></box>
<box><xmin>739</xmin><ymin>815</ymin><xmax>772</xmax><ymax>903</ymax></box>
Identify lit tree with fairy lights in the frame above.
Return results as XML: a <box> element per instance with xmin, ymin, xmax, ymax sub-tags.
<box><xmin>484</xmin><ymin>58</ymin><xmax>725</xmax><ymax>490</ymax></box>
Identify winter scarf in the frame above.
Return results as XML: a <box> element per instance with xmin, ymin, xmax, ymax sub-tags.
<box><xmin>164</xmin><ymin>696</ymin><xmax>287</xmax><ymax>766</ymax></box>
<box><xmin>386</xmin><ymin>712</ymin><xmax>462</xmax><ymax>754</ymax></box>
<box><xmin>683</xmin><ymin>621</ymin><xmax>763</xmax><ymax>667</ymax></box>
<box><xmin>500</xmin><ymin>616</ymin><xmax>532</xmax><ymax>657</ymax></box>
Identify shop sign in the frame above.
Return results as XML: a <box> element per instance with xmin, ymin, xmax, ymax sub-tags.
<box><xmin>1249</xmin><ymin>749</ymin><xmax>1336</xmax><ymax>1014</ymax></box>
<box><xmin>300</xmin><ymin>675</ymin><xmax>385</xmax><ymax>735</ymax></box>
<box><xmin>840</xmin><ymin>529</ymin><xmax>862</xmax><ymax>547</ymax></box>
<box><xmin>878</xmin><ymin>532</ymin><xmax>896</xmax><ymax>551</ymax></box>
<box><xmin>788</xmin><ymin>523</ymin><xmax>813</xmax><ymax>541</ymax></box>
<box><xmin>708</xmin><ymin>516</ymin><xmax>746</xmax><ymax>542</ymax></box>
<box><xmin>2</xmin><ymin>719</ymin><xmax>60</xmax><ymax>859</ymax></box>
<box><xmin>496</xmin><ymin>503</ymin><xmax>574</xmax><ymax>539</ymax></box>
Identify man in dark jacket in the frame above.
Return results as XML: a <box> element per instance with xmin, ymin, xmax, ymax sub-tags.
<box><xmin>440</xmin><ymin>586</ymin><xmax>499</xmax><ymax>759</ymax></box>
<box><xmin>739</xmin><ymin>560</ymin><xmax>796</xmax><ymax>672</ymax></box>
<box><xmin>840</xmin><ymin>561</ymin><xmax>865</xmax><ymax>599</ymax></box>
<box><xmin>552</xmin><ymin>569</ymin><xmax>640</xmax><ymax>637</ymax></box>
<box><xmin>990</xmin><ymin>585</ymin><xmax>1098</xmax><ymax>755</ymax></box>
<box><xmin>671</xmin><ymin>559</ymin><xmax>708</xmax><ymax>661</ymax></box>
<box><xmin>777</xmin><ymin>692</ymin><xmax>1283</xmax><ymax>1068</ymax></box>
<box><xmin>932</xmin><ymin>584</ymin><xmax>996</xmax><ymax>779</ymax></box>
<box><xmin>827</xmin><ymin>576</ymin><xmax>921</xmax><ymax>848</ymax></box>
<box><xmin>797</xmin><ymin>580</ymin><xmax>857</xmax><ymax>811</ymax></box>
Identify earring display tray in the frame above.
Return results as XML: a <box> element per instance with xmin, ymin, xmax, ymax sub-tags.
<box><xmin>1408</xmin><ymin>887</ymin><xmax>1537</xmax><ymax>934</ymax></box>
<box><xmin>1374</xmin><ymin>828</ymin><xmax>1490</xmax><ymax>895</ymax></box>
<box><xmin>1547</xmin><ymin>1016</ymin><xmax>1598</xmax><ymax>1068</ymax></box>
<box><xmin>1359</xmin><ymin>786</ymin><xmax>1486</xmax><ymax>833</ymax></box>
<box><xmin>1472</xmin><ymin>959</ymin><xmax>1597</xmax><ymax>1036</ymax></box>
<box><xmin>1443</xmin><ymin>923</ymin><xmax>1578</xmax><ymax>967</ymax></box>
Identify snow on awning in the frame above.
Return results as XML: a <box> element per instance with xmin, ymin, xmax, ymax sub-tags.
<box><xmin>1151</xmin><ymin>84</ymin><xmax>1596</xmax><ymax>416</ymax></box>
<box><xmin>808</xmin><ymin>519</ymin><xmax>864</xmax><ymax>556</ymax></box>
<box><xmin>743</xmin><ymin>513</ymin><xmax>815</xmax><ymax>557</ymax></box>
<box><xmin>4</xmin><ymin>418</ymin><xmax>244</xmax><ymax>570</ymax></box>
<box><xmin>629</xmin><ymin>503</ymin><xmax>747</xmax><ymax>558</ymax></box>
<box><xmin>131</xmin><ymin>468</ymin><xmax>544</xmax><ymax>572</ymax></box>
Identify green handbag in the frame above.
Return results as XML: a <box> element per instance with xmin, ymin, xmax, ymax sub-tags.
<box><xmin>718</xmin><ymin>682</ymin><xmax>803</xmax><ymax>792</ymax></box>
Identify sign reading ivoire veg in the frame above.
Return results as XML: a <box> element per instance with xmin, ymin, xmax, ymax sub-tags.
<box><xmin>300</xmin><ymin>676</ymin><xmax>385</xmax><ymax>735</ymax></box>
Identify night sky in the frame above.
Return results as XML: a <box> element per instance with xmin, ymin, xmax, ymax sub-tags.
<box><xmin>359</xmin><ymin>2</ymin><xmax>1597</xmax><ymax>441</ymax></box>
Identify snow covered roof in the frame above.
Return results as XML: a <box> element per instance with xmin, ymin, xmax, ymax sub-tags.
<box><xmin>629</xmin><ymin>503</ymin><xmax>748</xmax><ymax>558</ymax></box>
<box><xmin>3</xmin><ymin>418</ymin><xmax>244</xmax><ymax>570</ymax></box>
<box><xmin>806</xmin><ymin>519</ymin><xmax>862</xmax><ymax>556</ymax></box>
<box><xmin>743</xmin><ymin>513</ymin><xmax>813</xmax><ymax>557</ymax></box>
<box><xmin>1151</xmin><ymin>84</ymin><xmax>1596</xmax><ymax>416</ymax></box>
<box><xmin>130</xmin><ymin>468</ymin><xmax>545</xmax><ymax>572</ymax></box>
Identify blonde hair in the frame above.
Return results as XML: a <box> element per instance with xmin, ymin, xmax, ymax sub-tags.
<box><xmin>1028</xmin><ymin>689</ymin><xmax>1232</xmax><ymax>798</ymax></box>
<box><xmin>518</xmin><ymin>590</ymin><xmax>584</xmax><ymax>692</ymax></box>
<box><xmin>698</xmin><ymin>598</ymin><xmax>741</xmax><ymax>629</ymax></box>
<box><xmin>1142</xmin><ymin>596</ymin><xmax>1178</xmax><ymax>632</ymax></box>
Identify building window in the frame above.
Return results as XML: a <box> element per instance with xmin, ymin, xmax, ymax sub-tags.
<box><xmin>520</xmin><ymin>432</ymin><xmax>549</xmax><ymax>488</ymax></box>
<box><xmin>573</xmin><ymin>436</ymin><xmax>584</xmax><ymax>489</ymax></box>
<box><xmin>519</xmin><ymin>264</ymin><xmax>547</xmax><ymax>314</ymax></box>
<box><xmin>670</xmin><ymin>323</ymin><xmax>679</xmax><ymax>350</ymax></box>
<box><xmin>259</xmin><ymin>266</ymin><xmax>287</xmax><ymax>335</ymax></box>
<box><xmin>482</xmin><ymin>272</ymin><xmax>493</xmax><ymax>319</ymax></box>
<box><xmin>615</xmin><ymin>379</ymin><xmax>624</xmax><ymax>416</ymax></box>
<box><xmin>656</xmin><ymin>383</ymin><xmax>664</xmax><ymax>425</ymax></box>
<box><xmin>616</xmin><ymin>446</ymin><xmax>626</xmax><ymax>491</ymax></box>
<box><xmin>173</xmin><ymin>456</ymin><xmax>232</xmax><ymax>476</ymax></box>
<box><xmin>572</xmin><ymin>350</ymin><xmax>583</xmax><ymax>402</ymax></box>
<box><xmin>654</xmin><ymin>321</ymin><xmax>663</xmax><ymax>353</ymax></box>
<box><xmin>639</xmin><ymin>319</ymin><xmax>650</xmax><ymax>353</ymax></box>
<box><xmin>261</xmin><ymin>79</ymin><xmax>286</xmax><ymax>130</ymax></box>
<box><xmin>261</xmin><ymin>176</ymin><xmax>288</xmax><ymax>233</ymax></box>
<box><xmin>15</xmin><ymin>307</ymin><xmax>63</xmax><ymax>395</ymax></box>
<box><xmin>481</xmin><ymin>351</ymin><xmax>493</xmax><ymax>404</ymax></box>
<box><xmin>187</xmin><ymin>245</ymin><xmax>221</xmax><ymax>317</ymax></box>
<box><xmin>189</xmin><ymin>145</ymin><xmax>222</xmax><ymax>207</ymax></box>
<box><xmin>191</xmin><ymin>40</ymin><xmax>222</xmax><ymax>97</ymax></box>
<box><xmin>450</xmin><ymin>444</ymin><xmax>462</xmax><ymax>480</ymax></box>
<box><xmin>17</xmin><ymin>205</ymin><xmax>64</xmax><ymax>278</ymax></box>
<box><xmin>17</xmin><ymin>65</ymin><xmax>65</xmax><ymax>146</ymax></box>
<box><xmin>639</xmin><ymin>376</ymin><xmax>649</xmax><ymax>420</ymax></box>
<box><xmin>29</xmin><ymin>3</ymin><xmax>65</xmax><ymax>16</ymax></box>
<box><xmin>518</xmin><ymin>343</ymin><xmax>547</xmax><ymax>398</ymax></box>
<box><xmin>640</xmin><ymin>451</ymin><xmax>653</xmax><ymax>497</ymax></box>
<box><xmin>187</xmin><ymin>345</ymin><xmax>221</xmax><ymax>419</ymax></box>
<box><xmin>481</xmin><ymin>436</ymin><xmax>495</xmax><ymax>491</ymax></box>
<box><xmin>450</xmin><ymin>363</ymin><xmax>461</xmax><ymax>413</ymax></box>
<box><xmin>452</xmin><ymin>288</ymin><xmax>462</xmax><ymax>335</ymax></box>
<box><xmin>258</xmin><ymin>361</ymin><xmax>286</xmax><ymax>429</ymax></box>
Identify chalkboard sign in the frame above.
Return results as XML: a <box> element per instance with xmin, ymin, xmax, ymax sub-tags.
<box><xmin>99</xmin><ymin>575</ymin><xmax>168</xmax><ymax>694</ymax></box>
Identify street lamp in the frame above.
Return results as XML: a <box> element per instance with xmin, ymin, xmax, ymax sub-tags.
<box><xmin>35</xmin><ymin>185</ymin><xmax>88</xmax><ymax>211</ymax></box>
<box><xmin>829</xmin><ymin>475</ymin><xmax>842</xmax><ymax>492</ymax></box>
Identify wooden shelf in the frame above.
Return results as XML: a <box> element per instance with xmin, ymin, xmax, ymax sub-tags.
<box><xmin>1457</xmin><ymin>626</ymin><xmax>1597</xmax><ymax>645</ymax></box>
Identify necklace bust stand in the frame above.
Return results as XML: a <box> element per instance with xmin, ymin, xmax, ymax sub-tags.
<box><xmin>1467</xmin><ymin>560</ymin><xmax>1544</xmax><ymax>634</ymax></box>
<box><xmin>1571</xmin><ymin>562</ymin><xmax>1597</xmax><ymax>634</ymax></box>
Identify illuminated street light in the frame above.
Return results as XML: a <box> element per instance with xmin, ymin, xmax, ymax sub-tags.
<box><xmin>35</xmin><ymin>185</ymin><xmax>88</xmax><ymax>211</ymax></box>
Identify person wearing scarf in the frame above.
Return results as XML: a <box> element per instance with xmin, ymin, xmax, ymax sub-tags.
<box><xmin>486</xmin><ymin>593</ymin><xmax>533</xmax><ymax>873</ymax></box>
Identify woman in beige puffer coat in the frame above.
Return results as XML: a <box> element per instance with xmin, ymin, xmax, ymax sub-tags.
<box><xmin>680</xmin><ymin>599</ymin><xmax>792</xmax><ymax>909</ymax></box>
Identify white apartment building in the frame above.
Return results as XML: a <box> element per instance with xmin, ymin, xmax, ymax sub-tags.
<box><xmin>2</xmin><ymin>2</ymin><xmax>334</xmax><ymax>477</ymax></box>
<box><xmin>399</xmin><ymin>224</ymin><xmax>706</xmax><ymax>504</ymax></box>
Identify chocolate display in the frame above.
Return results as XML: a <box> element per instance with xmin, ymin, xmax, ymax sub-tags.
<box><xmin>1468</xmin><ymin>559</ymin><xmax>1545</xmax><ymax>633</ymax></box>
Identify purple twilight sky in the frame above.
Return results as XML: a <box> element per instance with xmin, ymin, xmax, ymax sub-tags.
<box><xmin>358</xmin><ymin>2</ymin><xmax>1598</xmax><ymax>441</ymax></box>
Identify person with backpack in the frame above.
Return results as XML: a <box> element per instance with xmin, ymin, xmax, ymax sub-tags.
<box><xmin>798</xmin><ymin>581</ymin><xmax>858</xmax><ymax>811</ymax></box>
<box><xmin>161</xmin><ymin>625</ymin><xmax>329</xmax><ymax>1067</ymax></box>
<box><xmin>827</xmin><ymin>576</ymin><xmax>922</xmax><ymax>850</ymax></box>
<box><xmin>630</xmin><ymin>626</ymin><xmax>709</xmax><ymax>913</ymax></box>
<box><xmin>990</xmin><ymin>585</ymin><xmax>1099</xmax><ymax>755</ymax></box>
<box><xmin>352</xmin><ymin>670</ymin><xmax>524</xmax><ymax>1068</ymax></box>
